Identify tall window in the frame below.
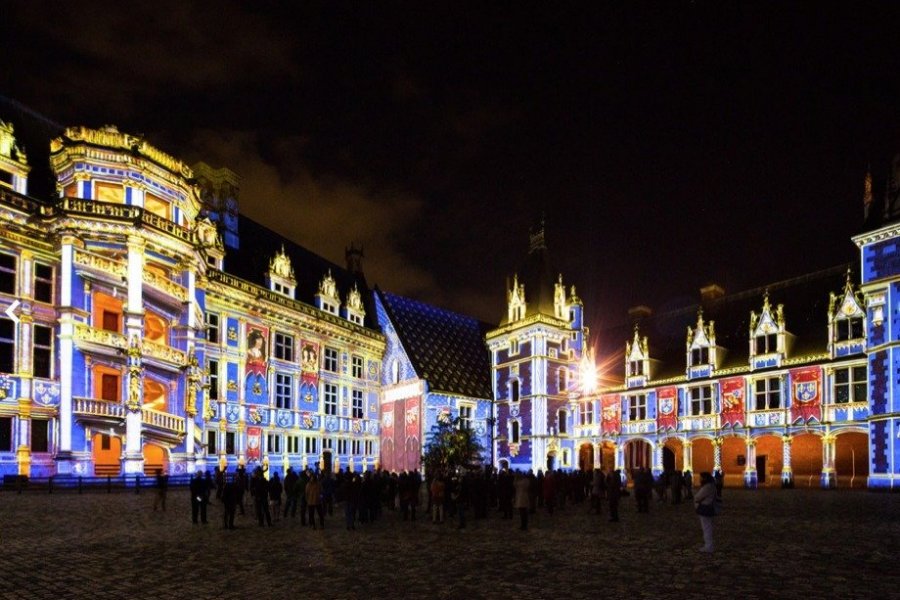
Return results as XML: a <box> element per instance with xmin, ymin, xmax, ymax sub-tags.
<box><xmin>628</xmin><ymin>394</ymin><xmax>647</xmax><ymax>421</ymax></box>
<box><xmin>391</xmin><ymin>359</ymin><xmax>400</xmax><ymax>384</ymax></box>
<box><xmin>205</xmin><ymin>312</ymin><xmax>220</xmax><ymax>345</ymax></box>
<box><xmin>835</xmin><ymin>318</ymin><xmax>864</xmax><ymax>342</ymax></box>
<box><xmin>0</xmin><ymin>254</ymin><xmax>15</xmax><ymax>294</ymax></box>
<box><xmin>509</xmin><ymin>339</ymin><xmax>519</xmax><ymax>355</ymax></box>
<box><xmin>558</xmin><ymin>367</ymin><xmax>568</xmax><ymax>392</ymax></box>
<box><xmin>31</xmin><ymin>419</ymin><xmax>49</xmax><ymax>453</ymax></box>
<box><xmin>352</xmin><ymin>355</ymin><xmax>364</xmax><ymax>379</ymax></box>
<box><xmin>324</xmin><ymin>347</ymin><xmax>338</xmax><ymax>372</ymax></box>
<box><xmin>208</xmin><ymin>359</ymin><xmax>219</xmax><ymax>401</ymax></box>
<box><xmin>324</xmin><ymin>383</ymin><xmax>338</xmax><ymax>415</ymax></box>
<box><xmin>33</xmin><ymin>264</ymin><xmax>53</xmax><ymax>303</ymax></box>
<box><xmin>275</xmin><ymin>373</ymin><xmax>292</xmax><ymax>409</ymax></box>
<box><xmin>629</xmin><ymin>360</ymin><xmax>643</xmax><ymax>376</ymax></box>
<box><xmin>274</xmin><ymin>332</ymin><xmax>294</xmax><ymax>362</ymax></box>
<box><xmin>267</xmin><ymin>434</ymin><xmax>282</xmax><ymax>454</ymax></box>
<box><xmin>100</xmin><ymin>373</ymin><xmax>120</xmax><ymax>402</ymax></box>
<box><xmin>459</xmin><ymin>404</ymin><xmax>473</xmax><ymax>430</ymax></box>
<box><xmin>225</xmin><ymin>431</ymin><xmax>235</xmax><ymax>455</ymax></box>
<box><xmin>754</xmin><ymin>377</ymin><xmax>781</xmax><ymax>410</ymax></box>
<box><xmin>0</xmin><ymin>417</ymin><xmax>12</xmax><ymax>451</ymax></box>
<box><xmin>206</xmin><ymin>430</ymin><xmax>217</xmax><ymax>455</ymax></box>
<box><xmin>0</xmin><ymin>317</ymin><xmax>15</xmax><ymax>374</ymax></box>
<box><xmin>558</xmin><ymin>409</ymin><xmax>567</xmax><ymax>434</ymax></box>
<box><xmin>691</xmin><ymin>346</ymin><xmax>709</xmax><ymax>366</ymax></box>
<box><xmin>834</xmin><ymin>366</ymin><xmax>866</xmax><ymax>403</ymax></box>
<box><xmin>337</xmin><ymin>438</ymin><xmax>347</xmax><ymax>454</ymax></box>
<box><xmin>690</xmin><ymin>386</ymin><xmax>713</xmax><ymax>416</ymax></box>
<box><xmin>580</xmin><ymin>400</ymin><xmax>593</xmax><ymax>425</ymax></box>
<box><xmin>305</xmin><ymin>436</ymin><xmax>319</xmax><ymax>454</ymax></box>
<box><xmin>352</xmin><ymin>439</ymin><xmax>362</xmax><ymax>455</ymax></box>
<box><xmin>755</xmin><ymin>333</ymin><xmax>778</xmax><ymax>355</ymax></box>
<box><xmin>365</xmin><ymin>440</ymin><xmax>374</xmax><ymax>455</ymax></box>
<box><xmin>511</xmin><ymin>420</ymin><xmax>520</xmax><ymax>443</ymax></box>
<box><xmin>287</xmin><ymin>435</ymin><xmax>300</xmax><ymax>454</ymax></box>
<box><xmin>510</xmin><ymin>379</ymin><xmax>520</xmax><ymax>402</ymax></box>
<box><xmin>32</xmin><ymin>324</ymin><xmax>53</xmax><ymax>379</ymax></box>
<box><xmin>352</xmin><ymin>389</ymin><xmax>364</xmax><ymax>419</ymax></box>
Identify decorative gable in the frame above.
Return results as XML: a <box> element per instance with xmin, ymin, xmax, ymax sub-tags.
<box><xmin>315</xmin><ymin>269</ymin><xmax>340</xmax><ymax>315</ymax></box>
<box><xmin>686</xmin><ymin>309</ymin><xmax>719</xmax><ymax>377</ymax></box>
<box><xmin>749</xmin><ymin>292</ymin><xmax>789</xmax><ymax>369</ymax></box>
<box><xmin>0</xmin><ymin>120</ymin><xmax>30</xmax><ymax>195</ymax></box>
<box><xmin>625</xmin><ymin>326</ymin><xmax>650</xmax><ymax>387</ymax></box>
<box><xmin>343</xmin><ymin>283</ymin><xmax>366</xmax><ymax>326</ymax></box>
<box><xmin>266</xmin><ymin>245</ymin><xmax>296</xmax><ymax>298</ymax></box>
<box><xmin>507</xmin><ymin>274</ymin><xmax>526</xmax><ymax>323</ymax></box>
<box><xmin>828</xmin><ymin>271</ymin><xmax>866</xmax><ymax>358</ymax></box>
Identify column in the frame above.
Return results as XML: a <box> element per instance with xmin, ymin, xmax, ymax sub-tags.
<box><xmin>218</xmin><ymin>418</ymin><xmax>227</xmax><ymax>471</ymax></box>
<box><xmin>122</xmin><ymin>236</ymin><xmax>145</xmax><ymax>476</ymax></box>
<box><xmin>653</xmin><ymin>440</ymin><xmax>664</xmax><ymax>476</ymax></box>
<box><xmin>743</xmin><ymin>437</ymin><xmax>758</xmax><ymax>489</ymax></box>
<box><xmin>593</xmin><ymin>441</ymin><xmax>601</xmax><ymax>471</ymax></box>
<box><xmin>682</xmin><ymin>438</ymin><xmax>693</xmax><ymax>473</ymax></box>
<box><xmin>821</xmin><ymin>433</ymin><xmax>836</xmax><ymax>489</ymax></box>
<box><xmin>16</xmin><ymin>398</ymin><xmax>31</xmax><ymax>477</ymax></box>
<box><xmin>56</xmin><ymin>235</ymin><xmax>79</xmax><ymax>473</ymax></box>
<box><xmin>781</xmin><ymin>435</ymin><xmax>794</xmax><ymax>488</ymax></box>
<box><xmin>712</xmin><ymin>437</ymin><xmax>723</xmax><ymax>475</ymax></box>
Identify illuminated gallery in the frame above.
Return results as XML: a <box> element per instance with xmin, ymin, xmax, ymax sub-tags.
<box><xmin>0</xmin><ymin>118</ymin><xmax>897</xmax><ymax>490</ymax></box>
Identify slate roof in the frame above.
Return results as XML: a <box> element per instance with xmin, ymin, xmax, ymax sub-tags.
<box><xmin>223</xmin><ymin>216</ymin><xmax>378</xmax><ymax>331</ymax></box>
<box><xmin>595</xmin><ymin>264</ymin><xmax>853</xmax><ymax>384</ymax></box>
<box><xmin>376</xmin><ymin>289</ymin><xmax>493</xmax><ymax>399</ymax></box>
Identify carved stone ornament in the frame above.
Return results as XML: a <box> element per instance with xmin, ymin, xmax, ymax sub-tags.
<box><xmin>269</xmin><ymin>245</ymin><xmax>295</xmax><ymax>281</ymax></box>
<box><xmin>318</xmin><ymin>269</ymin><xmax>339</xmax><ymax>301</ymax></box>
<box><xmin>346</xmin><ymin>283</ymin><xmax>365</xmax><ymax>313</ymax></box>
<box><xmin>194</xmin><ymin>216</ymin><xmax>220</xmax><ymax>249</ymax></box>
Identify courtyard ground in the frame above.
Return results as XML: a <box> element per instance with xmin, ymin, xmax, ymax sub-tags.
<box><xmin>0</xmin><ymin>487</ymin><xmax>897</xmax><ymax>599</ymax></box>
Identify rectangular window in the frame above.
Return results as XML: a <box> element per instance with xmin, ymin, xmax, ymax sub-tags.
<box><xmin>691</xmin><ymin>346</ymin><xmax>709</xmax><ymax>366</ymax></box>
<box><xmin>101</xmin><ymin>434</ymin><xmax>111</xmax><ymax>451</ymax></box>
<box><xmin>205</xmin><ymin>312</ymin><xmax>220</xmax><ymax>344</ymax></box>
<box><xmin>323</xmin><ymin>437</ymin><xmax>333</xmax><ymax>451</ymax></box>
<box><xmin>754</xmin><ymin>377</ymin><xmax>781</xmax><ymax>410</ymax></box>
<box><xmin>34</xmin><ymin>263</ymin><xmax>53</xmax><ymax>303</ymax></box>
<box><xmin>275</xmin><ymin>373</ymin><xmax>292</xmax><ymax>409</ymax></box>
<box><xmin>274</xmin><ymin>332</ymin><xmax>294</xmax><ymax>362</ymax></box>
<box><xmin>755</xmin><ymin>333</ymin><xmax>778</xmax><ymax>355</ymax></box>
<box><xmin>287</xmin><ymin>435</ymin><xmax>300</xmax><ymax>454</ymax></box>
<box><xmin>0</xmin><ymin>254</ymin><xmax>16</xmax><ymax>295</ymax></box>
<box><xmin>324</xmin><ymin>347</ymin><xmax>338</xmax><ymax>372</ymax></box>
<box><xmin>365</xmin><ymin>440</ymin><xmax>374</xmax><ymax>455</ymax></box>
<box><xmin>31</xmin><ymin>419</ymin><xmax>49</xmax><ymax>453</ymax></box>
<box><xmin>207</xmin><ymin>430</ymin><xmax>217</xmax><ymax>455</ymax></box>
<box><xmin>459</xmin><ymin>404</ymin><xmax>473</xmax><ymax>430</ymax></box>
<box><xmin>835</xmin><ymin>318</ymin><xmax>864</xmax><ymax>342</ymax></box>
<box><xmin>100</xmin><ymin>373</ymin><xmax>120</xmax><ymax>402</ymax></box>
<box><xmin>834</xmin><ymin>366</ymin><xmax>867</xmax><ymax>404</ymax></box>
<box><xmin>351</xmin><ymin>389</ymin><xmax>364</xmax><ymax>419</ymax></box>
<box><xmin>558</xmin><ymin>409</ymin><xmax>567</xmax><ymax>434</ymax></box>
<box><xmin>337</xmin><ymin>438</ymin><xmax>347</xmax><ymax>454</ymax></box>
<box><xmin>690</xmin><ymin>386</ymin><xmax>713</xmax><ymax>416</ymax></box>
<box><xmin>352</xmin><ymin>355</ymin><xmax>363</xmax><ymax>379</ymax></box>
<box><xmin>352</xmin><ymin>439</ymin><xmax>362</xmax><ymax>455</ymax></box>
<box><xmin>324</xmin><ymin>383</ymin><xmax>338</xmax><ymax>415</ymax></box>
<box><xmin>32</xmin><ymin>324</ymin><xmax>53</xmax><ymax>379</ymax></box>
<box><xmin>580</xmin><ymin>400</ymin><xmax>593</xmax><ymax>425</ymax></box>
<box><xmin>629</xmin><ymin>360</ymin><xmax>643</xmax><ymax>376</ymax></box>
<box><xmin>627</xmin><ymin>394</ymin><xmax>647</xmax><ymax>421</ymax></box>
<box><xmin>305</xmin><ymin>436</ymin><xmax>318</xmax><ymax>454</ymax></box>
<box><xmin>509</xmin><ymin>340</ymin><xmax>519</xmax><ymax>355</ymax></box>
<box><xmin>0</xmin><ymin>317</ymin><xmax>14</xmax><ymax>374</ymax></box>
<box><xmin>267</xmin><ymin>434</ymin><xmax>282</xmax><ymax>454</ymax></box>
<box><xmin>225</xmin><ymin>431</ymin><xmax>235</xmax><ymax>455</ymax></box>
<box><xmin>208</xmin><ymin>360</ymin><xmax>219</xmax><ymax>401</ymax></box>
<box><xmin>0</xmin><ymin>417</ymin><xmax>12</xmax><ymax>451</ymax></box>
<box><xmin>101</xmin><ymin>310</ymin><xmax>120</xmax><ymax>333</ymax></box>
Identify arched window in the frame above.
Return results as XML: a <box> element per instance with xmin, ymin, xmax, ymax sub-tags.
<box><xmin>511</xmin><ymin>420</ymin><xmax>520</xmax><ymax>443</ymax></box>
<box><xmin>510</xmin><ymin>379</ymin><xmax>520</xmax><ymax>402</ymax></box>
<box><xmin>558</xmin><ymin>409</ymin><xmax>567</xmax><ymax>434</ymax></box>
<box><xmin>558</xmin><ymin>367</ymin><xmax>568</xmax><ymax>392</ymax></box>
<box><xmin>391</xmin><ymin>359</ymin><xmax>400</xmax><ymax>384</ymax></box>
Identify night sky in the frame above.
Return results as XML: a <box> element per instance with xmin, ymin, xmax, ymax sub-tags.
<box><xmin>3</xmin><ymin>2</ymin><xmax>900</xmax><ymax>334</ymax></box>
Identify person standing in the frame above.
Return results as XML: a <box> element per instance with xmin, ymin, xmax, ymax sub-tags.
<box><xmin>268</xmin><ymin>472</ymin><xmax>283</xmax><ymax>523</ymax></box>
<box><xmin>683</xmin><ymin>470</ymin><xmax>694</xmax><ymax>500</ymax></box>
<box><xmin>251</xmin><ymin>467</ymin><xmax>272</xmax><ymax>527</ymax></box>
<box><xmin>606</xmin><ymin>469</ymin><xmax>621</xmax><ymax>522</ymax></box>
<box><xmin>345</xmin><ymin>473</ymin><xmax>361</xmax><ymax>530</ymax></box>
<box><xmin>222</xmin><ymin>478</ymin><xmax>237</xmax><ymax>530</ymax></box>
<box><xmin>514</xmin><ymin>472</ymin><xmax>531</xmax><ymax>531</ymax></box>
<box><xmin>153</xmin><ymin>468</ymin><xmax>168</xmax><ymax>512</ymax></box>
<box><xmin>694</xmin><ymin>472</ymin><xmax>717</xmax><ymax>553</ymax></box>
<box><xmin>634</xmin><ymin>467</ymin><xmax>652</xmax><ymax>514</ymax></box>
<box><xmin>430</xmin><ymin>475</ymin><xmax>445</xmax><ymax>524</ymax></box>
<box><xmin>306</xmin><ymin>473</ymin><xmax>323</xmax><ymax>529</ymax></box>
<box><xmin>283</xmin><ymin>467</ymin><xmax>298</xmax><ymax>518</ymax></box>
<box><xmin>190</xmin><ymin>471</ymin><xmax>208</xmax><ymax>525</ymax></box>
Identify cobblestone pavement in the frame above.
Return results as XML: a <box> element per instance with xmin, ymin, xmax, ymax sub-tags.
<box><xmin>0</xmin><ymin>487</ymin><xmax>897</xmax><ymax>599</ymax></box>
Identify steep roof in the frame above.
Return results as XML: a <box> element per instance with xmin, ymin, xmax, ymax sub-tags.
<box><xmin>223</xmin><ymin>215</ymin><xmax>378</xmax><ymax>330</ymax></box>
<box><xmin>595</xmin><ymin>264</ymin><xmax>852</xmax><ymax>383</ymax></box>
<box><xmin>376</xmin><ymin>289</ymin><xmax>493</xmax><ymax>399</ymax></box>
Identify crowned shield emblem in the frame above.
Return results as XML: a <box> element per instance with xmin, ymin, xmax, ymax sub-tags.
<box><xmin>795</xmin><ymin>381</ymin><xmax>817</xmax><ymax>402</ymax></box>
<box><xmin>660</xmin><ymin>398</ymin><xmax>674</xmax><ymax>414</ymax></box>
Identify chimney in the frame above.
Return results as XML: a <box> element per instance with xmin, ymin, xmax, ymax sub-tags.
<box><xmin>700</xmin><ymin>284</ymin><xmax>725</xmax><ymax>303</ymax></box>
<box><xmin>345</xmin><ymin>243</ymin><xmax>364</xmax><ymax>276</ymax></box>
<box><xmin>628</xmin><ymin>305</ymin><xmax>652</xmax><ymax>321</ymax></box>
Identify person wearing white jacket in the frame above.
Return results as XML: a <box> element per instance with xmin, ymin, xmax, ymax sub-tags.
<box><xmin>693</xmin><ymin>472</ymin><xmax>718</xmax><ymax>553</ymax></box>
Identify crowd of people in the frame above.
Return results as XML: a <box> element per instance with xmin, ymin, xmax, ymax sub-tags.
<box><xmin>177</xmin><ymin>465</ymin><xmax>723</xmax><ymax>551</ymax></box>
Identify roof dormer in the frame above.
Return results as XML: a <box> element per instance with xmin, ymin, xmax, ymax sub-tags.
<box><xmin>315</xmin><ymin>269</ymin><xmax>340</xmax><ymax>315</ymax></box>
<box><xmin>343</xmin><ymin>283</ymin><xmax>366</xmax><ymax>326</ymax></box>
<box><xmin>266</xmin><ymin>245</ymin><xmax>296</xmax><ymax>298</ymax></box>
<box><xmin>625</xmin><ymin>325</ymin><xmax>651</xmax><ymax>388</ymax></box>
<box><xmin>507</xmin><ymin>274</ymin><xmax>526</xmax><ymax>323</ymax></box>
<box><xmin>687</xmin><ymin>309</ymin><xmax>721</xmax><ymax>378</ymax></box>
<box><xmin>0</xmin><ymin>120</ymin><xmax>30</xmax><ymax>195</ymax></box>
<box><xmin>749</xmin><ymin>292</ymin><xmax>792</xmax><ymax>369</ymax></box>
<box><xmin>829</xmin><ymin>270</ymin><xmax>866</xmax><ymax>358</ymax></box>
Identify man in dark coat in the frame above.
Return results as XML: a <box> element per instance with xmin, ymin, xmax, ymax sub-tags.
<box><xmin>251</xmin><ymin>467</ymin><xmax>272</xmax><ymax>526</ymax></box>
<box><xmin>190</xmin><ymin>471</ymin><xmax>208</xmax><ymax>524</ymax></box>
<box><xmin>222</xmin><ymin>478</ymin><xmax>237</xmax><ymax>529</ymax></box>
<box><xmin>606</xmin><ymin>469</ymin><xmax>621</xmax><ymax>522</ymax></box>
<box><xmin>283</xmin><ymin>467</ymin><xmax>299</xmax><ymax>518</ymax></box>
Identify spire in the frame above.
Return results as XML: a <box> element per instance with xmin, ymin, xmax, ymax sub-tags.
<box><xmin>864</xmin><ymin>166</ymin><xmax>873</xmax><ymax>220</ymax></box>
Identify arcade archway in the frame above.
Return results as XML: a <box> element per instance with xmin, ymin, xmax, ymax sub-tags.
<box><xmin>142</xmin><ymin>442</ymin><xmax>167</xmax><ymax>476</ymax></box>
<box><xmin>624</xmin><ymin>439</ymin><xmax>651</xmax><ymax>472</ymax></box>
<box><xmin>92</xmin><ymin>432</ymin><xmax>121</xmax><ymax>476</ymax></box>
<box><xmin>834</xmin><ymin>431</ymin><xmax>868</xmax><ymax>489</ymax></box>
<box><xmin>791</xmin><ymin>433</ymin><xmax>823</xmax><ymax>488</ymax></box>
<box><xmin>578</xmin><ymin>443</ymin><xmax>594</xmax><ymax>472</ymax></box>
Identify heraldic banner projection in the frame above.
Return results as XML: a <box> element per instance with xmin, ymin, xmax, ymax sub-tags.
<box><xmin>245</xmin><ymin>325</ymin><xmax>269</xmax><ymax>403</ymax></box>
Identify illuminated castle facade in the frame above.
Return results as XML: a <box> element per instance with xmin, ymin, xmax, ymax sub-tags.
<box><xmin>0</xmin><ymin>120</ymin><xmax>385</xmax><ymax>478</ymax></box>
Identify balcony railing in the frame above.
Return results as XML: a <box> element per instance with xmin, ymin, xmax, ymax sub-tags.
<box><xmin>142</xmin><ymin>339</ymin><xmax>186</xmax><ymax>365</ymax></box>
<box><xmin>142</xmin><ymin>270</ymin><xmax>188</xmax><ymax>302</ymax></box>
<box><xmin>73</xmin><ymin>396</ymin><xmax>125</xmax><ymax>418</ymax></box>
<box><xmin>141</xmin><ymin>406</ymin><xmax>185</xmax><ymax>435</ymax></box>
<box><xmin>73</xmin><ymin>323</ymin><xmax>127</xmax><ymax>351</ymax></box>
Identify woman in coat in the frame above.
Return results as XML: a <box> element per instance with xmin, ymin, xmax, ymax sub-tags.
<box><xmin>305</xmin><ymin>473</ymin><xmax>323</xmax><ymax>529</ymax></box>
<box><xmin>693</xmin><ymin>471</ymin><xmax>717</xmax><ymax>553</ymax></box>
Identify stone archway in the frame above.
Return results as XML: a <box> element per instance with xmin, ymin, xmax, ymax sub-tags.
<box><xmin>663</xmin><ymin>438</ymin><xmax>684</xmax><ymax>472</ymax></box>
<box><xmin>624</xmin><ymin>439</ymin><xmax>651</xmax><ymax>472</ymax></box>
<box><xmin>791</xmin><ymin>433</ymin><xmax>823</xmax><ymax>488</ymax></box>
<box><xmin>719</xmin><ymin>436</ymin><xmax>746</xmax><ymax>488</ymax></box>
<box><xmin>754</xmin><ymin>435</ymin><xmax>784</xmax><ymax>487</ymax></box>
<box><xmin>92</xmin><ymin>432</ymin><xmax>121</xmax><ymax>477</ymax></box>
<box><xmin>142</xmin><ymin>442</ymin><xmax>167</xmax><ymax>476</ymax></box>
<box><xmin>834</xmin><ymin>431</ymin><xmax>868</xmax><ymax>489</ymax></box>
<box><xmin>690</xmin><ymin>438</ymin><xmax>715</xmax><ymax>481</ymax></box>
<box><xmin>599</xmin><ymin>441</ymin><xmax>616</xmax><ymax>472</ymax></box>
<box><xmin>578</xmin><ymin>443</ymin><xmax>594</xmax><ymax>472</ymax></box>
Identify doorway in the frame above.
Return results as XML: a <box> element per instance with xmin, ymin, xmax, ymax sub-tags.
<box><xmin>662</xmin><ymin>447</ymin><xmax>676</xmax><ymax>473</ymax></box>
<box><xmin>756</xmin><ymin>455</ymin><xmax>767</xmax><ymax>484</ymax></box>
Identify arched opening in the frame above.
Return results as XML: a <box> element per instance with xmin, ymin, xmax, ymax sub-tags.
<box><xmin>791</xmin><ymin>433</ymin><xmax>823</xmax><ymax>488</ymax></box>
<box><xmin>690</xmin><ymin>438</ymin><xmax>715</xmax><ymax>481</ymax></box>
<box><xmin>624</xmin><ymin>439</ymin><xmax>651</xmax><ymax>472</ymax></box>
<box><xmin>835</xmin><ymin>431</ymin><xmax>868</xmax><ymax>489</ymax></box>
<box><xmin>557</xmin><ymin>409</ymin><xmax>567</xmax><ymax>434</ymax></box>
<box><xmin>662</xmin><ymin>447</ymin><xmax>676</xmax><ymax>472</ymax></box>
<box><xmin>720</xmin><ymin>436</ymin><xmax>746</xmax><ymax>488</ymax></box>
<box><xmin>142</xmin><ymin>379</ymin><xmax>167</xmax><ymax>411</ymax></box>
<box><xmin>144</xmin><ymin>311</ymin><xmax>168</xmax><ymax>343</ymax></box>
<box><xmin>322</xmin><ymin>450</ymin><xmax>333</xmax><ymax>474</ymax></box>
<box><xmin>663</xmin><ymin>438</ymin><xmax>684</xmax><ymax>472</ymax></box>
<box><xmin>142</xmin><ymin>442</ymin><xmax>167</xmax><ymax>476</ymax></box>
<box><xmin>511</xmin><ymin>420</ymin><xmax>520</xmax><ymax>443</ymax></box>
<box><xmin>510</xmin><ymin>379</ymin><xmax>520</xmax><ymax>403</ymax></box>
<box><xmin>578</xmin><ymin>443</ymin><xmax>594</xmax><ymax>472</ymax></box>
<box><xmin>92</xmin><ymin>432</ymin><xmax>121</xmax><ymax>476</ymax></box>
<box><xmin>754</xmin><ymin>435</ymin><xmax>783</xmax><ymax>487</ymax></box>
<box><xmin>499</xmin><ymin>459</ymin><xmax>509</xmax><ymax>471</ymax></box>
<box><xmin>546</xmin><ymin>451</ymin><xmax>557</xmax><ymax>472</ymax></box>
<box><xmin>599</xmin><ymin>441</ymin><xmax>616</xmax><ymax>471</ymax></box>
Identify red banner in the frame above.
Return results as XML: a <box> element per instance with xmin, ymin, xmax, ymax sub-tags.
<box><xmin>657</xmin><ymin>387</ymin><xmax>678</xmax><ymax>431</ymax></box>
<box><xmin>721</xmin><ymin>377</ymin><xmax>746</xmax><ymax>427</ymax></box>
<box><xmin>790</xmin><ymin>366</ymin><xmax>822</xmax><ymax>424</ymax></box>
<box><xmin>300</xmin><ymin>340</ymin><xmax>319</xmax><ymax>384</ymax></box>
<box><xmin>601</xmin><ymin>394</ymin><xmax>620</xmax><ymax>434</ymax></box>
<box><xmin>405</xmin><ymin>397</ymin><xmax>420</xmax><ymax>437</ymax></box>
<box><xmin>246</xmin><ymin>426</ymin><xmax>262</xmax><ymax>461</ymax></box>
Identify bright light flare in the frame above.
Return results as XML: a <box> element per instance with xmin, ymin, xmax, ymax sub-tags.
<box><xmin>580</xmin><ymin>347</ymin><xmax>598</xmax><ymax>395</ymax></box>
